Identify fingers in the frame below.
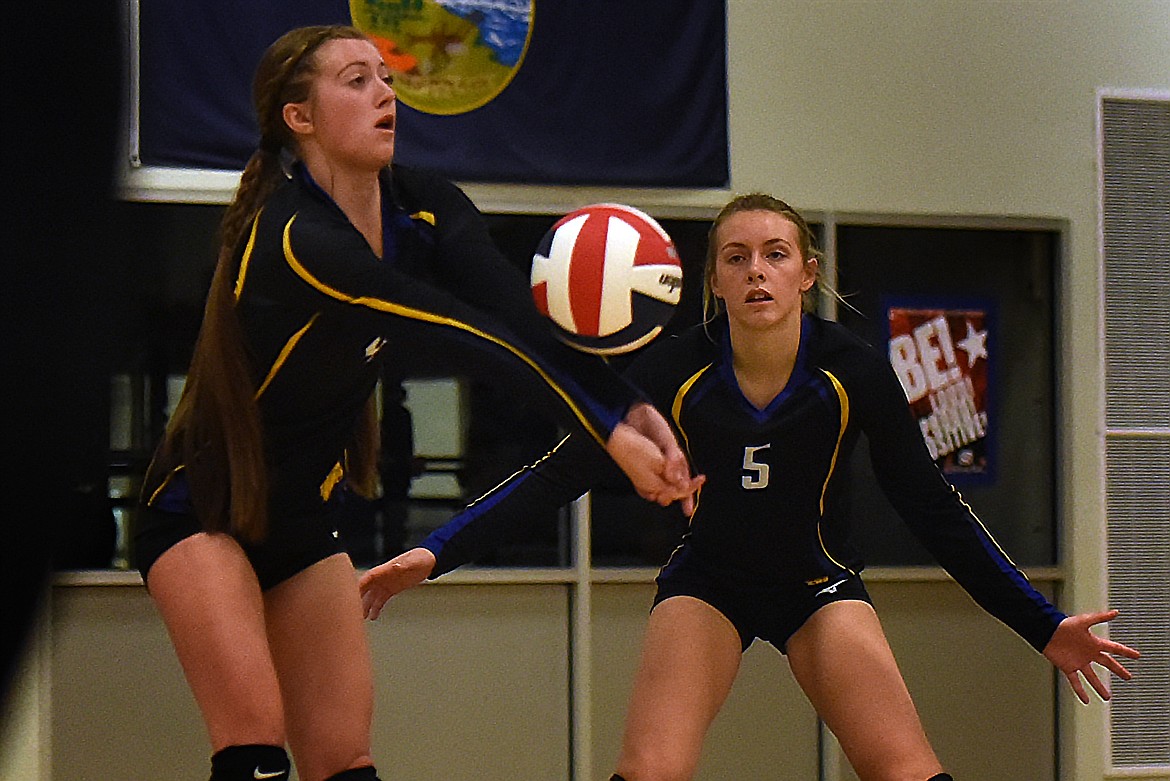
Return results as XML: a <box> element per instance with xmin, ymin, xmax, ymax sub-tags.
<box><xmin>1065</xmin><ymin>671</ymin><xmax>1091</xmax><ymax>705</ymax></box>
<box><xmin>1087</xmin><ymin>609</ymin><xmax>1120</xmax><ymax>625</ymax></box>
<box><xmin>664</xmin><ymin>447</ymin><xmax>691</xmax><ymax>487</ymax></box>
<box><xmin>638</xmin><ymin>474</ymin><xmax>705</xmax><ymax>513</ymax></box>
<box><xmin>1100</xmin><ymin>654</ymin><xmax>1133</xmax><ymax>681</ymax></box>
<box><xmin>361</xmin><ymin>588</ymin><xmax>386</xmax><ymax>621</ymax></box>
<box><xmin>1081</xmin><ymin>666</ymin><xmax>1111</xmax><ymax>702</ymax></box>
<box><xmin>1106</xmin><ymin>640</ymin><xmax>1141</xmax><ymax>660</ymax></box>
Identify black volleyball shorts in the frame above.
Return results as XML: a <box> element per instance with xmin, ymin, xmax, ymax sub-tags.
<box><xmin>133</xmin><ymin>504</ymin><xmax>347</xmax><ymax>591</ymax></box>
<box><xmin>653</xmin><ymin>551</ymin><xmax>872</xmax><ymax>653</ymax></box>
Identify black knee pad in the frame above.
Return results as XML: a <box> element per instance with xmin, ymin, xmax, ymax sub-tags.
<box><xmin>209</xmin><ymin>744</ymin><xmax>290</xmax><ymax>781</ymax></box>
<box><xmin>323</xmin><ymin>766</ymin><xmax>380</xmax><ymax>781</ymax></box>
<box><xmin>610</xmin><ymin>776</ymin><xmax>629</xmax><ymax>781</ymax></box>
<box><xmin>928</xmin><ymin>774</ymin><xmax>954</xmax><ymax>781</ymax></box>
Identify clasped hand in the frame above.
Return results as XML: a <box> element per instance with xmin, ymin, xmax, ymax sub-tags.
<box><xmin>605</xmin><ymin>402</ymin><xmax>705</xmax><ymax>516</ymax></box>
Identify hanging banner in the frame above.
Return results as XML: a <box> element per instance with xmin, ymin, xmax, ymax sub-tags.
<box><xmin>136</xmin><ymin>0</ymin><xmax>729</xmax><ymax>187</ymax></box>
<box><xmin>350</xmin><ymin>0</ymin><xmax>533</xmax><ymax>116</ymax></box>
<box><xmin>886</xmin><ymin>301</ymin><xmax>994</xmax><ymax>479</ymax></box>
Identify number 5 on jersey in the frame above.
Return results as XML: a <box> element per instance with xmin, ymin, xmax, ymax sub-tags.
<box><xmin>742</xmin><ymin>444</ymin><xmax>771</xmax><ymax>489</ymax></box>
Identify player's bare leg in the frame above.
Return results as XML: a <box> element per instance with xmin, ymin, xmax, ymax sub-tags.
<box><xmin>613</xmin><ymin>596</ymin><xmax>742</xmax><ymax>781</ymax></box>
<box><xmin>786</xmin><ymin>600</ymin><xmax>945</xmax><ymax>781</ymax></box>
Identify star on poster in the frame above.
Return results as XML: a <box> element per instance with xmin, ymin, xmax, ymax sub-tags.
<box><xmin>886</xmin><ymin>303</ymin><xmax>993</xmax><ymax>478</ymax></box>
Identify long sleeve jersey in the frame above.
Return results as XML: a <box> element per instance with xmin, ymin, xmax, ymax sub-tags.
<box><xmin>422</xmin><ymin>313</ymin><xmax>1065</xmax><ymax>652</ymax></box>
<box><xmin>143</xmin><ymin>164</ymin><xmax>639</xmax><ymax>519</ymax></box>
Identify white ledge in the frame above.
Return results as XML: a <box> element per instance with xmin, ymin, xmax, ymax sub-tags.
<box><xmin>52</xmin><ymin>565</ymin><xmax>1063</xmax><ymax>588</ymax></box>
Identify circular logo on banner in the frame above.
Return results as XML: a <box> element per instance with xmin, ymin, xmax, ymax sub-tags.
<box><xmin>350</xmin><ymin>0</ymin><xmax>534</xmax><ymax>115</ymax></box>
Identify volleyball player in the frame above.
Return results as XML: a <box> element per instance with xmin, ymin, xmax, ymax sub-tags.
<box><xmin>361</xmin><ymin>193</ymin><xmax>1139</xmax><ymax>781</ymax></box>
<box><xmin>134</xmin><ymin>25</ymin><xmax>700</xmax><ymax>781</ymax></box>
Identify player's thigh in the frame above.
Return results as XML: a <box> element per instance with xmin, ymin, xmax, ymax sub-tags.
<box><xmin>145</xmin><ymin>532</ymin><xmax>284</xmax><ymax>749</ymax></box>
<box><xmin>616</xmin><ymin>596</ymin><xmax>742</xmax><ymax>780</ymax></box>
<box><xmin>263</xmin><ymin>552</ymin><xmax>374</xmax><ymax>780</ymax></box>
<box><xmin>785</xmin><ymin>600</ymin><xmax>940</xmax><ymax>781</ymax></box>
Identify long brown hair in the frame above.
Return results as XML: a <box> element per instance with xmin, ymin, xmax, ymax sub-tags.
<box><xmin>148</xmin><ymin>25</ymin><xmax>377</xmax><ymax>542</ymax></box>
<box><xmin>701</xmin><ymin>193</ymin><xmax>824</xmax><ymax>324</ymax></box>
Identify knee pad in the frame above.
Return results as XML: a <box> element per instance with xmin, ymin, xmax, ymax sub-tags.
<box><xmin>323</xmin><ymin>766</ymin><xmax>380</xmax><ymax>781</ymax></box>
<box><xmin>610</xmin><ymin>776</ymin><xmax>629</xmax><ymax>781</ymax></box>
<box><xmin>209</xmin><ymin>744</ymin><xmax>290</xmax><ymax>781</ymax></box>
<box><xmin>928</xmin><ymin>774</ymin><xmax>954</xmax><ymax>781</ymax></box>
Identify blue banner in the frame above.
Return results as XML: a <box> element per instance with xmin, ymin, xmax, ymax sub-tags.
<box><xmin>138</xmin><ymin>1</ymin><xmax>729</xmax><ymax>187</ymax></box>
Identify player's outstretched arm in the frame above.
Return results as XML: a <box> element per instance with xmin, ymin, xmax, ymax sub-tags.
<box><xmin>607</xmin><ymin>402</ymin><xmax>704</xmax><ymax>516</ymax></box>
<box><xmin>1042</xmin><ymin>609</ymin><xmax>1140</xmax><ymax>704</ymax></box>
<box><xmin>359</xmin><ymin>547</ymin><xmax>437</xmax><ymax>621</ymax></box>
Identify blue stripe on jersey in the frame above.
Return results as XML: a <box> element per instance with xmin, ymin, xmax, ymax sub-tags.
<box><xmin>418</xmin><ymin>469</ymin><xmax>532</xmax><ymax>560</ymax></box>
<box><xmin>959</xmin><ymin>493</ymin><xmax>1059</xmax><ymax>615</ymax></box>
<box><xmin>714</xmin><ymin>314</ymin><xmax>816</xmax><ymax>423</ymax></box>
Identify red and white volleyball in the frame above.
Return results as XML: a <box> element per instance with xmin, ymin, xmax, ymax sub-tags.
<box><xmin>531</xmin><ymin>203</ymin><xmax>683</xmax><ymax>355</ymax></box>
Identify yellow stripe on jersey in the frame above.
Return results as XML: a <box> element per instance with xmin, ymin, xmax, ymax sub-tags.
<box><xmin>320</xmin><ymin>461</ymin><xmax>344</xmax><ymax>502</ymax></box>
<box><xmin>671</xmin><ymin>363</ymin><xmax>712</xmax><ymax>457</ymax></box>
<box><xmin>254</xmin><ymin>313</ymin><xmax>321</xmax><ymax>400</ymax></box>
<box><xmin>411</xmin><ymin>210</ymin><xmax>436</xmax><ymax>226</ymax></box>
<box><xmin>234</xmin><ymin>210</ymin><xmax>263</xmax><ymax>300</ymax></box>
<box><xmin>670</xmin><ymin>364</ymin><xmax>711</xmax><ymax>520</ymax></box>
<box><xmin>817</xmin><ymin>369</ymin><xmax>855</xmax><ymax>575</ymax></box>
<box><xmin>280</xmin><ymin>215</ymin><xmax>606</xmax><ymax>447</ymax></box>
<box><xmin>146</xmin><ymin>465</ymin><xmax>186</xmax><ymax>507</ymax></box>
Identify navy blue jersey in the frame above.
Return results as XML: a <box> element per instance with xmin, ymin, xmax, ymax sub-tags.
<box><xmin>143</xmin><ymin>164</ymin><xmax>639</xmax><ymax>522</ymax></box>
<box><xmin>423</xmin><ymin>314</ymin><xmax>1065</xmax><ymax>652</ymax></box>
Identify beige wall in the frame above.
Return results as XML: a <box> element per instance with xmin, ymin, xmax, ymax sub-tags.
<box><xmin>27</xmin><ymin>574</ymin><xmax>1058</xmax><ymax>781</ymax></box>
<box><xmin>7</xmin><ymin>2</ymin><xmax>1169</xmax><ymax>780</ymax></box>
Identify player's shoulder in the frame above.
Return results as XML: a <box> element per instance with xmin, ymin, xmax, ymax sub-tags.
<box><xmin>264</xmin><ymin>174</ymin><xmax>367</xmax><ymax>259</ymax></box>
<box><xmin>649</xmin><ymin>322</ymin><xmax>719</xmax><ymax>363</ymax></box>
<box><xmin>805</xmin><ymin>314</ymin><xmax>888</xmax><ymax>375</ymax></box>
<box><xmin>389</xmin><ymin>164</ymin><xmax>470</xmax><ymax>208</ymax></box>
<box><xmin>806</xmin><ymin>313</ymin><xmax>875</xmax><ymax>353</ymax></box>
<box><xmin>623</xmin><ymin>322</ymin><xmax>718</xmax><ymax>385</ymax></box>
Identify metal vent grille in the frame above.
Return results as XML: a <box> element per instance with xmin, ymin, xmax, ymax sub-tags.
<box><xmin>1105</xmin><ymin>439</ymin><xmax>1170</xmax><ymax>766</ymax></box>
<box><xmin>1101</xmin><ymin>93</ymin><xmax>1170</xmax><ymax>770</ymax></box>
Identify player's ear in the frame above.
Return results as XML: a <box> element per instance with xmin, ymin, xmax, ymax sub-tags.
<box><xmin>282</xmin><ymin>101</ymin><xmax>313</xmax><ymax>136</ymax></box>
<box><xmin>708</xmin><ymin>269</ymin><xmax>723</xmax><ymax>300</ymax></box>
<box><xmin>800</xmin><ymin>256</ymin><xmax>819</xmax><ymax>292</ymax></box>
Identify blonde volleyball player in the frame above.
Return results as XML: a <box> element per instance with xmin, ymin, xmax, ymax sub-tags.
<box><xmin>362</xmin><ymin>194</ymin><xmax>1139</xmax><ymax>781</ymax></box>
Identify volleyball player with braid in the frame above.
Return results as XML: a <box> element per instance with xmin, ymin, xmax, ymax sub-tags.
<box><xmin>134</xmin><ymin>25</ymin><xmax>700</xmax><ymax>781</ymax></box>
<box><xmin>361</xmin><ymin>193</ymin><xmax>1140</xmax><ymax>781</ymax></box>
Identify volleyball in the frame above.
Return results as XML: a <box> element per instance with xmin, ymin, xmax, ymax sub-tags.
<box><xmin>531</xmin><ymin>203</ymin><xmax>683</xmax><ymax>355</ymax></box>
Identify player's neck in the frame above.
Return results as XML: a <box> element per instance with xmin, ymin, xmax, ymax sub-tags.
<box><xmin>728</xmin><ymin>315</ymin><xmax>801</xmax><ymax>408</ymax></box>
<box><xmin>301</xmin><ymin>154</ymin><xmax>384</xmax><ymax>256</ymax></box>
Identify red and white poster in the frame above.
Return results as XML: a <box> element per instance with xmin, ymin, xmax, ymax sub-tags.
<box><xmin>887</xmin><ymin>304</ymin><xmax>991</xmax><ymax>476</ymax></box>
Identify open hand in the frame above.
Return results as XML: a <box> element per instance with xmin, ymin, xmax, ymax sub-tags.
<box><xmin>1042</xmin><ymin>610</ymin><xmax>1140</xmax><ymax>704</ymax></box>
